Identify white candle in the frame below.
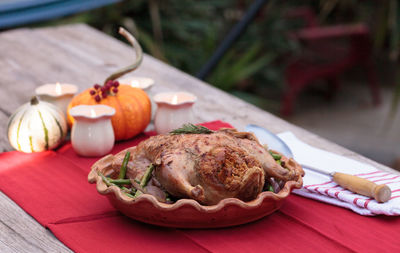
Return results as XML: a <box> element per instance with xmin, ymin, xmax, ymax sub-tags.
<box><xmin>117</xmin><ymin>77</ymin><xmax>154</xmax><ymax>90</ymax></box>
<box><xmin>90</xmin><ymin>109</ymin><xmax>97</xmax><ymax>118</ymax></box>
<box><xmin>171</xmin><ymin>95</ymin><xmax>178</xmax><ymax>105</ymax></box>
<box><xmin>118</xmin><ymin>76</ymin><xmax>157</xmax><ymax>120</ymax></box>
<box><xmin>35</xmin><ymin>83</ymin><xmax>78</xmax><ymax>116</ymax></box>
<box><xmin>69</xmin><ymin>105</ymin><xmax>116</xmax><ymax>157</ymax></box>
<box><xmin>153</xmin><ymin>92</ymin><xmax>197</xmax><ymax>134</ymax></box>
<box><xmin>153</xmin><ymin>92</ymin><xmax>197</xmax><ymax>106</ymax></box>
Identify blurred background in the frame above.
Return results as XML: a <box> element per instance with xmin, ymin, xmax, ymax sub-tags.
<box><xmin>1</xmin><ymin>0</ymin><xmax>399</xmax><ymax>169</ymax></box>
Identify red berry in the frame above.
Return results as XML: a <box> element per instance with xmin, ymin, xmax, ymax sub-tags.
<box><xmin>113</xmin><ymin>81</ymin><xmax>119</xmax><ymax>87</ymax></box>
<box><xmin>94</xmin><ymin>95</ymin><xmax>101</xmax><ymax>102</ymax></box>
<box><xmin>106</xmin><ymin>80</ymin><xmax>113</xmax><ymax>88</ymax></box>
<box><xmin>89</xmin><ymin>89</ymin><xmax>96</xmax><ymax>95</ymax></box>
<box><xmin>112</xmin><ymin>87</ymin><xmax>118</xmax><ymax>93</ymax></box>
<box><xmin>94</xmin><ymin>84</ymin><xmax>100</xmax><ymax>90</ymax></box>
<box><xmin>102</xmin><ymin>92</ymin><xmax>108</xmax><ymax>99</ymax></box>
<box><xmin>100</xmin><ymin>86</ymin><xmax>107</xmax><ymax>92</ymax></box>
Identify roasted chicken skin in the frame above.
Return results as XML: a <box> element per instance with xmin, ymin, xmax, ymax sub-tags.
<box><xmin>95</xmin><ymin>128</ymin><xmax>301</xmax><ymax>205</ymax></box>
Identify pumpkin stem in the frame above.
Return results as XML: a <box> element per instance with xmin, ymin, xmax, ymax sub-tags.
<box><xmin>30</xmin><ymin>96</ymin><xmax>39</xmax><ymax>105</ymax></box>
<box><xmin>103</xmin><ymin>27</ymin><xmax>143</xmax><ymax>85</ymax></box>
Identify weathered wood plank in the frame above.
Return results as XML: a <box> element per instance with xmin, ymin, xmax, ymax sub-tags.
<box><xmin>0</xmin><ymin>112</ymin><xmax>12</xmax><ymax>153</ymax></box>
<box><xmin>0</xmin><ymin>192</ymin><xmax>72</xmax><ymax>253</ymax></box>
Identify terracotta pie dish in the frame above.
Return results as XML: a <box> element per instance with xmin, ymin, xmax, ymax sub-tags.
<box><xmin>88</xmin><ymin>146</ymin><xmax>303</xmax><ymax>228</ymax></box>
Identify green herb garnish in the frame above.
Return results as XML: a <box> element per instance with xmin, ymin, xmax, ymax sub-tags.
<box><xmin>98</xmin><ymin>172</ymin><xmax>113</xmax><ymax>187</ymax></box>
<box><xmin>109</xmin><ymin>178</ymin><xmax>131</xmax><ymax>185</ymax></box>
<box><xmin>118</xmin><ymin>151</ymin><xmax>131</xmax><ymax>179</ymax></box>
<box><xmin>134</xmin><ymin>164</ymin><xmax>155</xmax><ymax>197</ymax></box>
<box><xmin>98</xmin><ymin>172</ymin><xmax>134</xmax><ymax>198</ymax></box>
<box><xmin>170</xmin><ymin>123</ymin><xmax>213</xmax><ymax>135</ymax></box>
<box><xmin>268</xmin><ymin>150</ymin><xmax>282</xmax><ymax>161</ymax></box>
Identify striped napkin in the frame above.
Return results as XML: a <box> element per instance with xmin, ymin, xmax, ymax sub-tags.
<box><xmin>277</xmin><ymin>132</ymin><xmax>400</xmax><ymax>216</ymax></box>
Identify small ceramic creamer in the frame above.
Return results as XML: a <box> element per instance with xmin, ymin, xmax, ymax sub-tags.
<box><xmin>69</xmin><ymin>105</ymin><xmax>115</xmax><ymax>157</ymax></box>
<box><xmin>153</xmin><ymin>92</ymin><xmax>197</xmax><ymax>134</ymax></box>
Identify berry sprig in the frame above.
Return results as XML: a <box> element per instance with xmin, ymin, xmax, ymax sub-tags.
<box><xmin>89</xmin><ymin>80</ymin><xmax>120</xmax><ymax>102</ymax></box>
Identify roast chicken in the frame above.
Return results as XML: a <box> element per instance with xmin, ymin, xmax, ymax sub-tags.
<box><xmin>93</xmin><ymin>128</ymin><xmax>302</xmax><ymax>205</ymax></box>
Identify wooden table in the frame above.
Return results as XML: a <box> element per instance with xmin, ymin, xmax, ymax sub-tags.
<box><xmin>0</xmin><ymin>24</ymin><xmax>398</xmax><ymax>252</ymax></box>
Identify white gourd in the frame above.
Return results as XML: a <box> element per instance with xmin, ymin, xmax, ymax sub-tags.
<box><xmin>7</xmin><ymin>96</ymin><xmax>67</xmax><ymax>153</ymax></box>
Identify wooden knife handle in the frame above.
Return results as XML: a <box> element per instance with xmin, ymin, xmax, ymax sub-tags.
<box><xmin>332</xmin><ymin>172</ymin><xmax>392</xmax><ymax>203</ymax></box>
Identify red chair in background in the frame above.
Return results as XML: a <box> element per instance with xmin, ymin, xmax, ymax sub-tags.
<box><xmin>281</xmin><ymin>7</ymin><xmax>381</xmax><ymax>116</ymax></box>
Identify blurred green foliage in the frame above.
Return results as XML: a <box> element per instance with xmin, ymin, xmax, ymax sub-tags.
<box><xmin>39</xmin><ymin>0</ymin><xmax>399</xmax><ymax>114</ymax></box>
<box><xmin>41</xmin><ymin>0</ymin><xmax>302</xmax><ymax>111</ymax></box>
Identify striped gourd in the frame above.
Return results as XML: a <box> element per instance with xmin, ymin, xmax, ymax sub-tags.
<box><xmin>7</xmin><ymin>96</ymin><xmax>67</xmax><ymax>153</ymax></box>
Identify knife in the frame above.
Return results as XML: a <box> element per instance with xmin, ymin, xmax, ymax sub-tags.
<box><xmin>245</xmin><ymin>124</ymin><xmax>392</xmax><ymax>203</ymax></box>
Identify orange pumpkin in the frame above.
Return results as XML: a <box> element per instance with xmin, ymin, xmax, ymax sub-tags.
<box><xmin>67</xmin><ymin>84</ymin><xmax>151</xmax><ymax>141</ymax></box>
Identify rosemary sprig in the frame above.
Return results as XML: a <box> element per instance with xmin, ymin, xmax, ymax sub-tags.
<box><xmin>118</xmin><ymin>151</ymin><xmax>131</xmax><ymax>179</ymax></box>
<box><xmin>170</xmin><ymin>123</ymin><xmax>213</xmax><ymax>135</ymax></box>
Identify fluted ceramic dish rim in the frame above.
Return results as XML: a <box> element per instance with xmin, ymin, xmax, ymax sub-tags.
<box><xmin>88</xmin><ymin>147</ymin><xmax>303</xmax><ymax>223</ymax></box>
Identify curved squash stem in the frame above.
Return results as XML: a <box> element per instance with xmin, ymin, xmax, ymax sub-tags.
<box><xmin>30</xmin><ymin>96</ymin><xmax>40</xmax><ymax>105</ymax></box>
<box><xmin>104</xmin><ymin>27</ymin><xmax>143</xmax><ymax>85</ymax></box>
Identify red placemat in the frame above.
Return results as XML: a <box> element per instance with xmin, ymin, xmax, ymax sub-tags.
<box><xmin>1</xmin><ymin>121</ymin><xmax>399</xmax><ymax>252</ymax></box>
